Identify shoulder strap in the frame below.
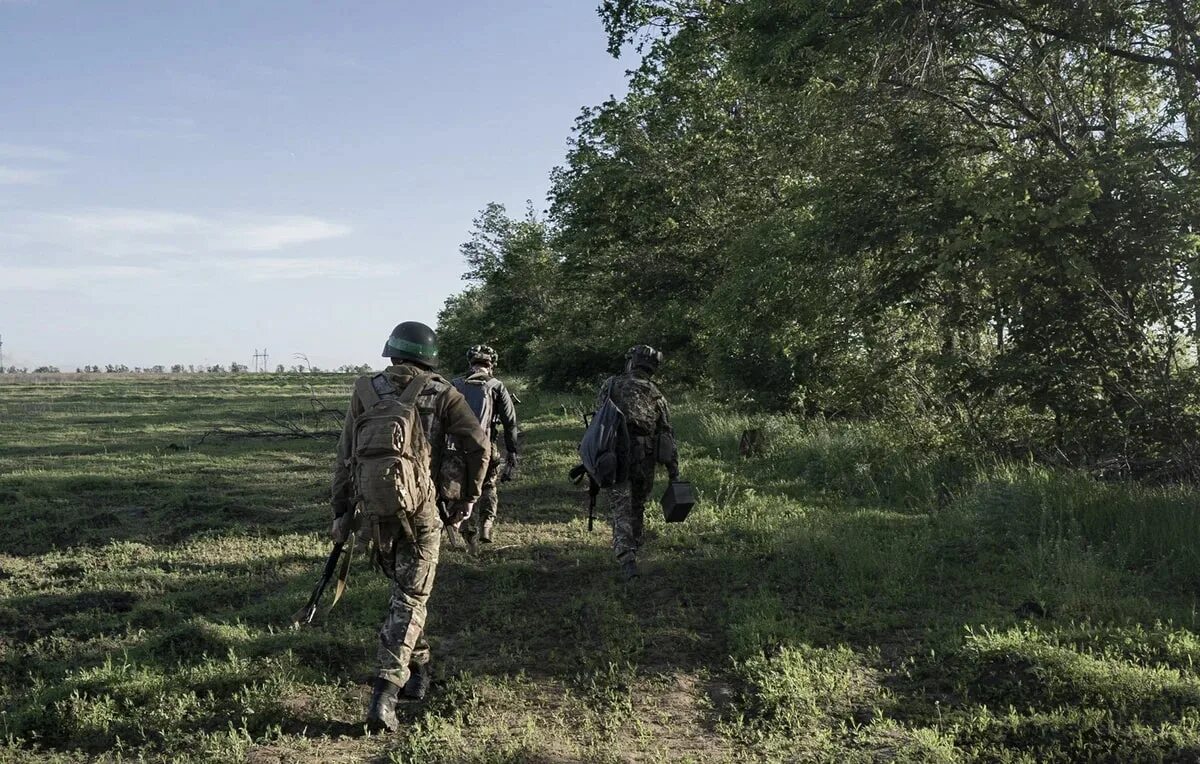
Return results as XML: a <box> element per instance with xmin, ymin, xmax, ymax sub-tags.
<box><xmin>600</xmin><ymin>377</ymin><xmax>615</xmax><ymax>405</ymax></box>
<box><xmin>355</xmin><ymin>375</ymin><xmax>383</xmax><ymax>407</ymax></box>
<box><xmin>398</xmin><ymin>372</ymin><xmax>433</xmax><ymax>405</ymax></box>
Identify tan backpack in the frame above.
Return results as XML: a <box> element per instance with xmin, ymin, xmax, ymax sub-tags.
<box><xmin>352</xmin><ymin>372</ymin><xmax>435</xmax><ymax>521</ymax></box>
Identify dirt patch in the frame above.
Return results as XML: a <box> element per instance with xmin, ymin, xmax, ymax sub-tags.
<box><xmin>627</xmin><ymin>673</ymin><xmax>738</xmax><ymax>762</ymax></box>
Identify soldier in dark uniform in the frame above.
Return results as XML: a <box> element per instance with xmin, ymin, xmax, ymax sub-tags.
<box><xmin>452</xmin><ymin>344</ymin><xmax>520</xmax><ymax>548</ymax></box>
<box><xmin>329</xmin><ymin>321</ymin><xmax>489</xmax><ymax>731</ymax></box>
<box><xmin>595</xmin><ymin>344</ymin><xmax>679</xmax><ymax>580</ymax></box>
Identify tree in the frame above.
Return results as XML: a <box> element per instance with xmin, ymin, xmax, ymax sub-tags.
<box><xmin>438</xmin><ymin>203</ymin><xmax>560</xmax><ymax>375</ymax></box>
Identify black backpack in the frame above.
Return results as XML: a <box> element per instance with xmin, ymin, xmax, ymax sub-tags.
<box><xmin>580</xmin><ymin>393</ymin><xmax>629</xmax><ymax>488</ymax></box>
<box><xmin>452</xmin><ymin>373</ymin><xmax>497</xmax><ymax>439</ymax></box>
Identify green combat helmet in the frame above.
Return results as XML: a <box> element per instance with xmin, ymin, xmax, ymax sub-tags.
<box><xmin>382</xmin><ymin>321</ymin><xmax>439</xmax><ymax>366</ymax></box>
<box><xmin>466</xmin><ymin>344</ymin><xmax>498</xmax><ymax>368</ymax></box>
<box><xmin>625</xmin><ymin>344</ymin><xmax>663</xmax><ymax>375</ymax></box>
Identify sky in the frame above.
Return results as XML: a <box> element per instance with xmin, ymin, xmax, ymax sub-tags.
<box><xmin>0</xmin><ymin>1</ymin><xmax>631</xmax><ymax>371</ymax></box>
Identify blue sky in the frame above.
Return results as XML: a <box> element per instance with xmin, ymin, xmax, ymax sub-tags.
<box><xmin>0</xmin><ymin>1</ymin><xmax>630</xmax><ymax>370</ymax></box>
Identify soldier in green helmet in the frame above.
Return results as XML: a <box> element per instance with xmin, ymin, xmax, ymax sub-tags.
<box><xmin>329</xmin><ymin>321</ymin><xmax>490</xmax><ymax>732</ymax></box>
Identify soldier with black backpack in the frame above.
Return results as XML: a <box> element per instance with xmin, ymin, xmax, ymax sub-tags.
<box><xmin>329</xmin><ymin>321</ymin><xmax>490</xmax><ymax>732</ymax></box>
<box><xmin>452</xmin><ymin>344</ymin><xmax>520</xmax><ymax>549</ymax></box>
<box><xmin>592</xmin><ymin>345</ymin><xmax>680</xmax><ymax>581</ymax></box>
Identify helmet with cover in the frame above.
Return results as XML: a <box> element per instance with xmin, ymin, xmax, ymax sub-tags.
<box><xmin>625</xmin><ymin>344</ymin><xmax>663</xmax><ymax>375</ymax></box>
<box><xmin>466</xmin><ymin>344</ymin><xmax>498</xmax><ymax>368</ymax></box>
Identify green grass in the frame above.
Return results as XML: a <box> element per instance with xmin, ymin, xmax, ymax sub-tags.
<box><xmin>2</xmin><ymin>374</ymin><xmax>1200</xmax><ymax>761</ymax></box>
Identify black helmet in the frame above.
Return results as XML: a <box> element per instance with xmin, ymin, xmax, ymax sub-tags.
<box><xmin>382</xmin><ymin>321</ymin><xmax>438</xmax><ymax>365</ymax></box>
<box><xmin>625</xmin><ymin>344</ymin><xmax>663</xmax><ymax>374</ymax></box>
<box><xmin>466</xmin><ymin>344</ymin><xmax>498</xmax><ymax>367</ymax></box>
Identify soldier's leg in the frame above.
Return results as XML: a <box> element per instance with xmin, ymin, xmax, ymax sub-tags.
<box><xmin>410</xmin><ymin>632</ymin><xmax>431</xmax><ymax>667</ymax></box>
<box><xmin>463</xmin><ymin>447</ymin><xmax>500</xmax><ymax>543</ymax></box>
<box><xmin>376</xmin><ymin>502</ymin><xmax>443</xmax><ymax>688</ymax></box>
<box><xmin>608</xmin><ymin>481</ymin><xmax>637</xmax><ymax>563</ymax></box>
<box><xmin>477</xmin><ymin>458</ymin><xmax>500</xmax><ymax>541</ymax></box>
<box><xmin>629</xmin><ymin>458</ymin><xmax>656</xmax><ymax>548</ymax></box>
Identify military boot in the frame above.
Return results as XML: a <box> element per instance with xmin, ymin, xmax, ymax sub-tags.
<box><xmin>480</xmin><ymin>518</ymin><xmax>494</xmax><ymax>543</ymax></box>
<box><xmin>366</xmin><ymin>677</ymin><xmax>402</xmax><ymax>733</ymax></box>
<box><xmin>403</xmin><ymin>661</ymin><xmax>432</xmax><ymax>701</ymax></box>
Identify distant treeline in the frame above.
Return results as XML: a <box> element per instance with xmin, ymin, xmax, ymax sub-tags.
<box><xmin>0</xmin><ymin>364</ymin><xmax>374</xmax><ymax>375</ymax></box>
<box><xmin>437</xmin><ymin>1</ymin><xmax>1200</xmax><ymax>478</ymax></box>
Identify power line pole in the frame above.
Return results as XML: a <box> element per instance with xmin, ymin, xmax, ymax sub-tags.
<box><xmin>0</xmin><ymin>333</ymin><xmax>4</xmax><ymax>371</ymax></box>
<box><xmin>252</xmin><ymin>348</ymin><xmax>269</xmax><ymax>372</ymax></box>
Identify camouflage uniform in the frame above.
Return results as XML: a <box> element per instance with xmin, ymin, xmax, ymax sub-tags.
<box><xmin>331</xmin><ymin>363</ymin><xmax>489</xmax><ymax>687</ymax></box>
<box><xmin>453</xmin><ymin>365</ymin><xmax>520</xmax><ymax>542</ymax></box>
<box><xmin>596</xmin><ymin>370</ymin><xmax>678</xmax><ymax>564</ymax></box>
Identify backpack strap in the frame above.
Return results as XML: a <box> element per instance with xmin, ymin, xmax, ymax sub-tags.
<box><xmin>599</xmin><ymin>377</ymin><xmax>615</xmax><ymax>407</ymax></box>
<box><xmin>398</xmin><ymin>372</ymin><xmax>433</xmax><ymax>405</ymax></box>
<box><xmin>355</xmin><ymin>375</ymin><xmax>384</xmax><ymax>408</ymax></box>
<box><xmin>356</xmin><ymin>372</ymin><xmax>431</xmax><ymax>410</ymax></box>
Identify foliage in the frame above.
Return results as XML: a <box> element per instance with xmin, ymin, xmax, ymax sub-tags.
<box><xmin>436</xmin><ymin>203</ymin><xmax>559</xmax><ymax>377</ymax></box>
<box><xmin>436</xmin><ymin>0</ymin><xmax>1200</xmax><ymax>473</ymax></box>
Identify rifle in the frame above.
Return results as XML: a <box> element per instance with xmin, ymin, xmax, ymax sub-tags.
<box><xmin>291</xmin><ymin>539</ymin><xmax>352</xmax><ymax>627</ymax></box>
<box><xmin>568</xmin><ymin>463</ymin><xmax>599</xmax><ymax>531</ymax></box>
<box><xmin>587</xmin><ymin>477</ymin><xmax>599</xmax><ymax>531</ymax></box>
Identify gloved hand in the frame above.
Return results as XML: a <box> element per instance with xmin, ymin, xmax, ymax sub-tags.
<box><xmin>501</xmin><ymin>452</ymin><xmax>519</xmax><ymax>482</ymax></box>
<box><xmin>439</xmin><ymin>500</ymin><xmax>475</xmax><ymax>527</ymax></box>
<box><xmin>668</xmin><ymin>463</ymin><xmax>681</xmax><ymax>483</ymax></box>
<box><xmin>330</xmin><ymin>513</ymin><xmax>352</xmax><ymax>545</ymax></box>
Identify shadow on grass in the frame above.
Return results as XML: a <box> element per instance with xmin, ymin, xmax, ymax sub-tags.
<box><xmin>5</xmin><ymin>496</ymin><xmax>1200</xmax><ymax>760</ymax></box>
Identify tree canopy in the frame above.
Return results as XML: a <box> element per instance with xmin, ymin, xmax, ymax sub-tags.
<box><xmin>439</xmin><ymin>0</ymin><xmax>1200</xmax><ymax>476</ymax></box>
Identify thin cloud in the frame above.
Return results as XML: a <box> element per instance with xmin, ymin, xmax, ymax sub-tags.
<box><xmin>0</xmin><ymin>166</ymin><xmax>55</xmax><ymax>185</ymax></box>
<box><xmin>2</xmin><ymin>207</ymin><xmax>353</xmax><ymax>257</ymax></box>
<box><xmin>54</xmin><ymin>209</ymin><xmax>203</xmax><ymax>235</ymax></box>
<box><xmin>207</xmin><ymin>255</ymin><xmax>405</xmax><ymax>281</ymax></box>
<box><xmin>220</xmin><ymin>216</ymin><xmax>353</xmax><ymax>252</ymax></box>
<box><xmin>0</xmin><ymin>143</ymin><xmax>70</xmax><ymax>162</ymax></box>
<box><xmin>0</xmin><ymin>264</ymin><xmax>159</xmax><ymax>290</ymax></box>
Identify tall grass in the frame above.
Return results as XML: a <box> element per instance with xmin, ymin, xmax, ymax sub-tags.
<box><xmin>683</xmin><ymin>404</ymin><xmax>1200</xmax><ymax>594</ymax></box>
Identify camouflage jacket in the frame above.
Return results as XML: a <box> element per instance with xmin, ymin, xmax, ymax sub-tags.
<box><xmin>452</xmin><ymin>366</ymin><xmax>521</xmax><ymax>454</ymax></box>
<box><xmin>331</xmin><ymin>363</ymin><xmax>490</xmax><ymax>517</ymax></box>
<box><xmin>596</xmin><ymin>369</ymin><xmax>678</xmax><ymax>470</ymax></box>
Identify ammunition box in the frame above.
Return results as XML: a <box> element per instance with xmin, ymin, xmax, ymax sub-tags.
<box><xmin>661</xmin><ymin>480</ymin><xmax>696</xmax><ymax>523</ymax></box>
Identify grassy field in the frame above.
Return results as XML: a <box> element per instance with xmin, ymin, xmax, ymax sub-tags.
<box><xmin>2</xmin><ymin>373</ymin><xmax>1200</xmax><ymax>762</ymax></box>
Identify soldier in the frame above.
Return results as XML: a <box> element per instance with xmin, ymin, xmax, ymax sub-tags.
<box><xmin>595</xmin><ymin>344</ymin><xmax>679</xmax><ymax>581</ymax></box>
<box><xmin>329</xmin><ymin>321</ymin><xmax>489</xmax><ymax>732</ymax></box>
<box><xmin>452</xmin><ymin>344</ymin><xmax>520</xmax><ymax>549</ymax></box>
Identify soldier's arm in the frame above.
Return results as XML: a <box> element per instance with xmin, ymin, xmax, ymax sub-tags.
<box><xmin>655</xmin><ymin>391</ymin><xmax>680</xmax><ymax>479</ymax></box>
<box><xmin>439</xmin><ymin>387</ymin><xmax>491</xmax><ymax>503</ymax></box>
<box><xmin>494</xmin><ymin>381</ymin><xmax>520</xmax><ymax>454</ymax></box>
<box><xmin>330</xmin><ymin>391</ymin><xmax>362</xmax><ymax>518</ymax></box>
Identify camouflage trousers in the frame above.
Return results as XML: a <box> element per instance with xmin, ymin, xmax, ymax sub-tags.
<box><xmin>607</xmin><ymin>457</ymin><xmax>656</xmax><ymax>563</ymax></box>
<box><xmin>463</xmin><ymin>445</ymin><xmax>501</xmax><ymax>539</ymax></box>
<box><xmin>374</xmin><ymin>499</ymin><xmax>443</xmax><ymax>687</ymax></box>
